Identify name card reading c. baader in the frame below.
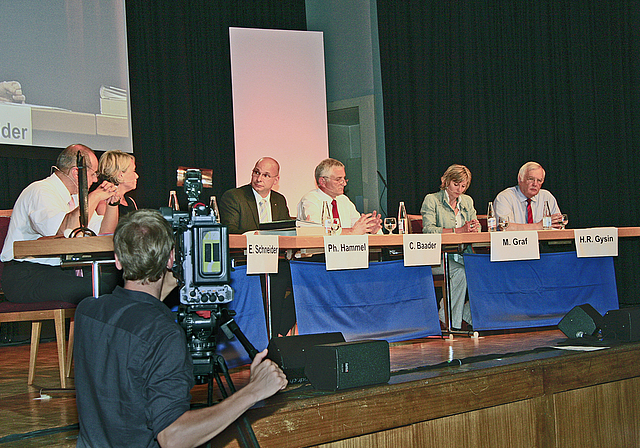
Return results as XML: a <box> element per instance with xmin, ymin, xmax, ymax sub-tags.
<box><xmin>324</xmin><ymin>235</ymin><xmax>369</xmax><ymax>271</ymax></box>
<box><xmin>403</xmin><ymin>234</ymin><xmax>441</xmax><ymax>267</ymax></box>
<box><xmin>490</xmin><ymin>230</ymin><xmax>539</xmax><ymax>262</ymax></box>
<box><xmin>246</xmin><ymin>234</ymin><xmax>279</xmax><ymax>274</ymax></box>
<box><xmin>574</xmin><ymin>227</ymin><xmax>618</xmax><ymax>258</ymax></box>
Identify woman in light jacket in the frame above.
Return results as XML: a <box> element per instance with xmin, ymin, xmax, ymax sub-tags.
<box><xmin>420</xmin><ymin>164</ymin><xmax>480</xmax><ymax>330</ymax></box>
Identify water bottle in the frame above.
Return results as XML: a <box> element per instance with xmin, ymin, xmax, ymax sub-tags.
<box><xmin>398</xmin><ymin>201</ymin><xmax>408</xmax><ymax>234</ymax></box>
<box><xmin>322</xmin><ymin>201</ymin><xmax>332</xmax><ymax>234</ymax></box>
<box><xmin>487</xmin><ymin>202</ymin><xmax>497</xmax><ymax>232</ymax></box>
<box><xmin>542</xmin><ymin>200</ymin><xmax>552</xmax><ymax>230</ymax></box>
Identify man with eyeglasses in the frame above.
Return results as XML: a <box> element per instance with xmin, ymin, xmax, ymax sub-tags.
<box><xmin>297</xmin><ymin>158</ymin><xmax>382</xmax><ymax>234</ymax></box>
<box><xmin>493</xmin><ymin>161</ymin><xmax>563</xmax><ymax>230</ymax></box>
<box><xmin>1</xmin><ymin>143</ymin><xmax>120</xmax><ymax>304</ymax></box>
<box><xmin>219</xmin><ymin>157</ymin><xmax>296</xmax><ymax>336</ymax></box>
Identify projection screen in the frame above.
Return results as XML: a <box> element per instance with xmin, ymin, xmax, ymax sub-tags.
<box><xmin>0</xmin><ymin>0</ymin><xmax>132</xmax><ymax>153</ymax></box>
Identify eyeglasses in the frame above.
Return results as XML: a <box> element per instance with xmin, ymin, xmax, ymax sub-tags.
<box><xmin>322</xmin><ymin>176</ymin><xmax>348</xmax><ymax>184</ymax></box>
<box><xmin>525</xmin><ymin>176</ymin><xmax>544</xmax><ymax>185</ymax></box>
<box><xmin>252</xmin><ymin>169</ymin><xmax>273</xmax><ymax>180</ymax></box>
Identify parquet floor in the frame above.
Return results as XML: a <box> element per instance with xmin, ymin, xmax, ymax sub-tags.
<box><xmin>0</xmin><ymin>328</ymin><xmax>567</xmax><ymax>447</ymax></box>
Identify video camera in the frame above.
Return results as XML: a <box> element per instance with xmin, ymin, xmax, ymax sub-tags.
<box><xmin>160</xmin><ymin>168</ymin><xmax>242</xmax><ymax>383</ymax></box>
<box><xmin>160</xmin><ymin>168</ymin><xmax>232</xmax><ymax>306</ymax></box>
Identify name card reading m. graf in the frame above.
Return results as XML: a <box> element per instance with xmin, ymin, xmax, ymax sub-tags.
<box><xmin>403</xmin><ymin>234</ymin><xmax>441</xmax><ymax>267</ymax></box>
<box><xmin>574</xmin><ymin>227</ymin><xmax>618</xmax><ymax>258</ymax></box>
<box><xmin>246</xmin><ymin>234</ymin><xmax>279</xmax><ymax>274</ymax></box>
<box><xmin>324</xmin><ymin>235</ymin><xmax>369</xmax><ymax>271</ymax></box>
<box><xmin>490</xmin><ymin>230</ymin><xmax>539</xmax><ymax>262</ymax></box>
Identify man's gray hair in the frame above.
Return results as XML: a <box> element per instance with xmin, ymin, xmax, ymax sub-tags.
<box><xmin>314</xmin><ymin>158</ymin><xmax>344</xmax><ymax>184</ymax></box>
<box><xmin>517</xmin><ymin>161</ymin><xmax>545</xmax><ymax>182</ymax></box>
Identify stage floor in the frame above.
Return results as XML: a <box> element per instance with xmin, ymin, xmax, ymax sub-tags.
<box><xmin>0</xmin><ymin>328</ymin><xmax>638</xmax><ymax>447</ymax></box>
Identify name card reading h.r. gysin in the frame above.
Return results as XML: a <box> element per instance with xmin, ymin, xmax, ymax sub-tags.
<box><xmin>490</xmin><ymin>230</ymin><xmax>539</xmax><ymax>262</ymax></box>
<box><xmin>324</xmin><ymin>235</ymin><xmax>369</xmax><ymax>271</ymax></box>
<box><xmin>403</xmin><ymin>234</ymin><xmax>441</xmax><ymax>267</ymax></box>
<box><xmin>246</xmin><ymin>234</ymin><xmax>279</xmax><ymax>274</ymax></box>
<box><xmin>574</xmin><ymin>227</ymin><xmax>618</xmax><ymax>258</ymax></box>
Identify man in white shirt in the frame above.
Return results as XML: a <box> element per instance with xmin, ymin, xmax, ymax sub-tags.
<box><xmin>1</xmin><ymin>144</ymin><xmax>120</xmax><ymax>304</ymax></box>
<box><xmin>493</xmin><ymin>161</ymin><xmax>563</xmax><ymax>230</ymax></box>
<box><xmin>297</xmin><ymin>158</ymin><xmax>382</xmax><ymax>235</ymax></box>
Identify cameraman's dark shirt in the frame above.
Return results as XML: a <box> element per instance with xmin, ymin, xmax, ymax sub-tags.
<box><xmin>75</xmin><ymin>286</ymin><xmax>194</xmax><ymax>448</ymax></box>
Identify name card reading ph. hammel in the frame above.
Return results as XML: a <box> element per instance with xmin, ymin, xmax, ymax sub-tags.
<box><xmin>490</xmin><ymin>230</ymin><xmax>539</xmax><ymax>262</ymax></box>
<box><xmin>246</xmin><ymin>234</ymin><xmax>279</xmax><ymax>274</ymax></box>
<box><xmin>403</xmin><ymin>234</ymin><xmax>441</xmax><ymax>267</ymax></box>
<box><xmin>324</xmin><ymin>235</ymin><xmax>369</xmax><ymax>271</ymax></box>
<box><xmin>574</xmin><ymin>227</ymin><xmax>618</xmax><ymax>258</ymax></box>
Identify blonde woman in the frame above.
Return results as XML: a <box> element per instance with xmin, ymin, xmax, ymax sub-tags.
<box><xmin>95</xmin><ymin>150</ymin><xmax>139</xmax><ymax>217</ymax></box>
<box><xmin>420</xmin><ymin>164</ymin><xmax>480</xmax><ymax>330</ymax></box>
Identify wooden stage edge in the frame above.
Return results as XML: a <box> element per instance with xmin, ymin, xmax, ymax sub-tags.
<box><xmin>216</xmin><ymin>333</ymin><xmax>640</xmax><ymax>448</ymax></box>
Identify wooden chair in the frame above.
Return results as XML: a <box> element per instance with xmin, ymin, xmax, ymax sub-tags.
<box><xmin>0</xmin><ymin>210</ymin><xmax>76</xmax><ymax>388</ymax></box>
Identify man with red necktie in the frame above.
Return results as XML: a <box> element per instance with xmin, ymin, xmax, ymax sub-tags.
<box><xmin>297</xmin><ymin>158</ymin><xmax>382</xmax><ymax>235</ymax></box>
<box><xmin>493</xmin><ymin>161</ymin><xmax>563</xmax><ymax>231</ymax></box>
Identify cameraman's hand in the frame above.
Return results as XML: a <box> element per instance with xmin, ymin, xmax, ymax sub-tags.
<box><xmin>247</xmin><ymin>349</ymin><xmax>287</xmax><ymax>400</ymax></box>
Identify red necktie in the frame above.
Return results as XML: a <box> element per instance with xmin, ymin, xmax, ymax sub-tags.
<box><xmin>331</xmin><ymin>199</ymin><xmax>340</xmax><ymax>220</ymax></box>
<box><xmin>526</xmin><ymin>198</ymin><xmax>533</xmax><ymax>224</ymax></box>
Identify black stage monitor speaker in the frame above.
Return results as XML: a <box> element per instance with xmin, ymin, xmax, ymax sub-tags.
<box><xmin>267</xmin><ymin>332</ymin><xmax>345</xmax><ymax>383</ymax></box>
<box><xmin>304</xmin><ymin>340</ymin><xmax>390</xmax><ymax>391</ymax></box>
<box><xmin>603</xmin><ymin>307</ymin><xmax>640</xmax><ymax>342</ymax></box>
<box><xmin>558</xmin><ymin>304</ymin><xmax>604</xmax><ymax>339</ymax></box>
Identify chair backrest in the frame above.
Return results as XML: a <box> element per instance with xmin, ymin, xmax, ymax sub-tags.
<box><xmin>407</xmin><ymin>214</ymin><xmax>422</xmax><ymax>234</ymax></box>
<box><xmin>0</xmin><ymin>210</ymin><xmax>12</xmax><ymax>292</ymax></box>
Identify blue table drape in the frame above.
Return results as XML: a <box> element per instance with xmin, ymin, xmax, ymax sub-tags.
<box><xmin>215</xmin><ymin>264</ymin><xmax>269</xmax><ymax>368</ymax></box>
<box><xmin>290</xmin><ymin>259</ymin><xmax>442</xmax><ymax>342</ymax></box>
<box><xmin>464</xmin><ymin>252</ymin><xmax>619</xmax><ymax>330</ymax></box>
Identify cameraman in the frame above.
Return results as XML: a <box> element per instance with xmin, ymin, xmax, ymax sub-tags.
<box><xmin>74</xmin><ymin>209</ymin><xmax>287</xmax><ymax>448</ymax></box>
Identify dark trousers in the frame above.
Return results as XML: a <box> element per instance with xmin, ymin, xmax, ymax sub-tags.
<box><xmin>258</xmin><ymin>259</ymin><xmax>296</xmax><ymax>337</ymax></box>
<box><xmin>2</xmin><ymin>260</ymin><xmax>120</xmax><ymax>304</ymax></box>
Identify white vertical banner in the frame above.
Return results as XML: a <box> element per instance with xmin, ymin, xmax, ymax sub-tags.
<box><xmin>229</xmin><ymin>27</ymin><xmax>329</xmax><ymax>207</ymax></box>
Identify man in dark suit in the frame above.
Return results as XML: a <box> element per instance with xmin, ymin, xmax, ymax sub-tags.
<box><xmin>219</xmin><ymin>157</ymin><xmax>296</xmax><ymax>336</ymax></box>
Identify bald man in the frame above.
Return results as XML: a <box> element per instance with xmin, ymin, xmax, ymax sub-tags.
<box><xmin>219</xmin><ymin>157</ymin><xmax>291</xmax><ymax>234</ymax></box>
<box><xmin>219</xmin><ymin>157</ymin><xmax>295</xmax><ymax>336</ymax></box>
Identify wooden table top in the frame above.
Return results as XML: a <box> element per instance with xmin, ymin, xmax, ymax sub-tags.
<box><xmin>13</xmin><ymin>227</ymin><xmax>640</xmax><ymax>258</ymax></box>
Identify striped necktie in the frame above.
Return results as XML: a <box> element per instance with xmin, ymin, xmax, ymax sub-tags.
<box><xmin>526</xmin><ymin>198</ymin><xmax>533</xmax><ymax>224</ymax></box>
<box><xmin>259</xmin><ymin>199</ymin><xmax>268</xmax><ymax>223</ymax></box>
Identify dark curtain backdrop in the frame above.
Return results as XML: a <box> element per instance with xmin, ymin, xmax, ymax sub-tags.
<box><xmin>0</xmin><ymin>0</ymin><xmax>306</xmax><ymax>211</ymax></box>
<box><xmin>377</xmin><ymin>1</ymin><xmax>640</xmax><ymax>305</ymax></box>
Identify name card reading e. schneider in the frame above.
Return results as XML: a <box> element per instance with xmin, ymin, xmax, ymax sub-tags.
<box><xmin>324</xmin><ymin>235</ymin><xmax>369</xmax><ymax>271</ymax></box>
<box><xmin>574</xmin><ymin>227</ymin><xmax>618</xmax><ymax>258</ymax></box>
<box><xmin>246</xmin><ymin>234</ymin><xmax>279</xmax><ymax>274</ymax></box>
<box><xmin>403</xmin><ymin>234</ymin><xmax>441</xmax><ymax>267</ymax></box>
<box><xmin>490</xmin><ymin>230</ymin><xmax>539</xmax><ymax>262</ymax></box>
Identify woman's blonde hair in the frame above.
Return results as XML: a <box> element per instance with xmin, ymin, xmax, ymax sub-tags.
<box><xmin>98</xmin><ymin>150</ymin><xmax>135</xmax><ymax>185</ymax></box>
<box><xmin>440</xmin><ymin>164</ymin><xmax>472</xmax><ymax>191</ymax></box>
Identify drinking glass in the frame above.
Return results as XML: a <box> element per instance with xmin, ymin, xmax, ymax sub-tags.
<box><xmin>561</xmin><ymin>213</ymin><xmax>569</xmax><ymax>229</ymax></box>
<box><xmin>331</xmin><ymin>217</ymin><xmax>341</xmax><ymax>235</ymax></box>
<box><xmin>384</xmin><ymin>217</ymin><xmax>397</xmax><ymax>234</ymax></box>
<box><xmin>498</xmin><ymin>216</ymin><xmax>509</xmax><ymax>231</ymax></box>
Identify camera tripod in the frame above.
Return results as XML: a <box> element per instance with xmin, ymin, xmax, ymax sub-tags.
<box><xmin>180</xmin><ymin>305</ymin><xmax>261</xmax><ymax>448</ymax></box>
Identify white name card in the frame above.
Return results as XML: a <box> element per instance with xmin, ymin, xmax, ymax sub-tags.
<box><xmin>490</xmin><ymin>230</ymin><xmax>540</xmax><ymax>262</ymax></box>
<box><xmin>403</xmin><ymin>234</ymin><xmax>441</xmax><ymax>266</ymax></box>
<box><xmin>324</xmin><ymin>235</ymin><xmax>369</xmax><ymax>270</ymax></box>
<box><xmin>574</xmin><ymin>227</ymin><xmax>618</xmax><ymax>258</ymax></box>
<box><xmin>246</xmin><ymin>234</ymin><xmax>279</xmax><ymax>274</ymax></box>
